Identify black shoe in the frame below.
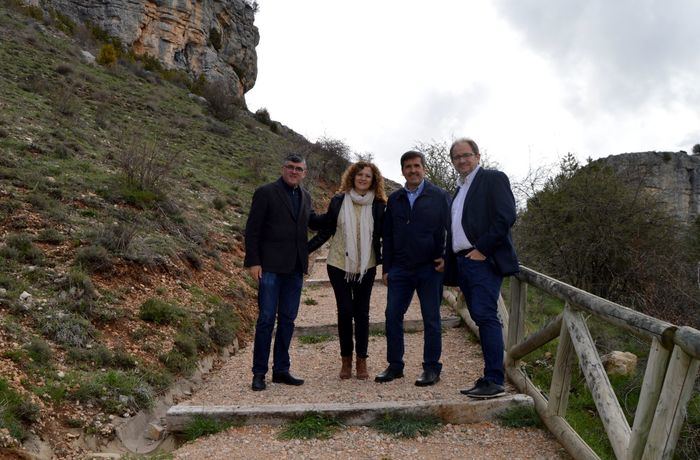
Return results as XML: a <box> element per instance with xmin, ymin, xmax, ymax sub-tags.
<box><xmin>252</xmin><ymin>374</ymin><xmax>266</xmax><ymax>391</ymax></box>
<box><xmin>415</xmin><ymin>370</ymin><xmax>440</xmax><ymax>387</ymax></box>
<box><xmin>272</xmin><ymin>372</ymin><xmax>304</xmax><ymax>386</ymax></box>
<box><xmin>460</xmin><ymin>377</ymin><xmax>487</xmax><ymax>395</ymax></box>
<box><xmin>374</xmin><ymin>367</ymin><xmax>404</xmax><ymax>383</ymax></box>
<box><xmin>461</xmin><ymin>378</ymin><xmax>505</xmax><ymax>399</ymax></box>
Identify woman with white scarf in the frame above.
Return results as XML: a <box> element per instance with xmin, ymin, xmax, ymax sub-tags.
<box><xmin>308</xmin><ymin>162</ymin><xmax>387</xmax><ymax>379</ymax></box>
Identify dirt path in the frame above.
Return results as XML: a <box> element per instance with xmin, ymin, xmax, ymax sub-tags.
<box><xmin>171</xmin><ymin>253</ymin><xmax>568</xmax><ymax>459</ymax></box>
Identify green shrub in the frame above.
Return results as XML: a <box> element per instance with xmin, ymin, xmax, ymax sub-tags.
<box><xmin>174</xmin><ymin>334</ymin><xmax>197</xmax><ymax>358</ymax></box>
<box><xmin>36</xmin><ymin>228</ymin><xmax>63</xmax><ymax>245</ymax></box>
<box><xmin>212</xmin><ymin>196</ymin><xmax>227</xmax><ymax>211</ymax></box>
<box><xmin>183</xmin><ymin>415</ymin><xmax>237</xmax><ymax>441</ymax></box>
<box><xmin>73</xmin><ymin>370</ymin><xmax>153</xmax><ymax>414</ymax></box>
<box><xmin>254</xmin><ymin>107</ymin><xmax>271</xmax><ymax>125</ymax></box>
<box><xmin>97</xmin><ymin>43</ymin><xmax>118</xmax><ymax>66</ymax></box>
<box><xmin>0</xmin><ymin>378</ymin><xmax>38</xmax><ymax>440</ymax></box>
<box><xmin>1</xmin><ymin>234</ymin><xmax>43</xmax><ymax>265</ymax></box>
<box><xmin>39</xmin><ymin>312</ymin><xmax>96</xmax><ymax>348</ymax></box>
<box><xmin>159</xmin><ymin>350</ymin><xmax>195</xmax><ymax>375</ymax></box>
<box><xmin>298</xmin><ymin>334</ymin><xmax>332</xmax><ymax>344</ymax></box>
<box><xmin>24</xmin><ymin>338</ymin><xmax>52</xmax><ymax>365</ymax></box>
<box><xmin>278</xmin><ymin>412</ymin><xmax>343</xmax><ymax>440</ymax></box>
<box><xmin>370</xmin><ymin>413</ymin><xmax>441</xmax><ymax>438</ymax></box>
<box><xmin>202</xmin><ymin>80</ymin><xmax>238</xmax><ymax>121</ymax></box>
<box><xmin>496</xmin><ymin>405</ymin><xmax>542</xmax><ymax>428</ymax></box>
<box><xmin>139</xmin><ymin>298</ymin><xmax>185</xmax><ymax>325</ymax></box>
<box><xmin>209</xmin><ymin>305</ymin><xmax>238</xmax><ymax>347</ymax></box>
<box><xmin>74</xmin><ymin>245</ymin><xmax>112</xmax><ymax>273</ymax></box>
<box><xmin>95</xmin><ymin>223</ymin><xmax>136</xmax><ymax>253</ymax></box>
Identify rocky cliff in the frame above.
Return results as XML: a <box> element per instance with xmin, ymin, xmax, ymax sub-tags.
<box><xmin>599</xmin><ymin>151</ymin><xmax>700</xmax><ymax>223</ymax></box>
<box><xmin>40</xmin><ymin>0</ymin><xmax>259</xmax><ymax>101</ymax></box>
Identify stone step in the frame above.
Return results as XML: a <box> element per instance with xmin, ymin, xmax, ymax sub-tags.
<box><xmin>294</xmin><ymin>315</ymin><xmax>463</xmax><ymax>337</ymax></box>
<box><xmin>166</xmin><ymin>394</ymin><xmax>533</xmax><ymax>432</ymax></box>
<box><xmin>305</xmin><ymin>277</ymin><xmax>383</xmax><ymax>286</ymax></box>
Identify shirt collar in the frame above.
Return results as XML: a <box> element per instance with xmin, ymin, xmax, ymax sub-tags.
<box><xmin>457</xmin><ymin>165</ymin><xmax>481</xmax><ymax>187</ymax></box>
<box><xmin>278</xmin><ymin>177</ymin><xmax>299</xmax><ymax>192</ymax></box>
<box><xmin>404</xmin><ymin>179</ymin><xmax>425</xmax><ymax>195</ymax></box>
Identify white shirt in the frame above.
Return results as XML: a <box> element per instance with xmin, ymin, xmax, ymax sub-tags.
<box><xmin>451</xmin><ymin>165</ymin><xmax>481</xmax><ymax>252</ymax></box>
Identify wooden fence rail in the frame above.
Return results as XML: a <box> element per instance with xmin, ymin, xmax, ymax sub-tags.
<box><xmin>446</xmin><ymin>265</ymin><xmax>700</xmax><ymax>460</ymax></box>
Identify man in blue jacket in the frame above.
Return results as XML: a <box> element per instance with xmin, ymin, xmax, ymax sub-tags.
<box><xmin>447</xmin><ymin>138</ymin><xmax>519</xmax><ymax>399</ymax></box>
<box><xmin>376</xmin><ymin>151</ymin><xmax>451</xmax><ymax>386</ymax></box>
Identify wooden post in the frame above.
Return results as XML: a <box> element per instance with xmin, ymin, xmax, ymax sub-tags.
<box><xmin>548</xmin><ymin>306</ymin><xmax>576</xmax><ymax>417</ymax></box>
<box><xmin>642</xmin><ymin>346</ymin><xmax>700</xmax><ymax>460</ymax></box>
<box><xmin>498</xmin><ymin>294</ymin><xmax>510</xmax><ymax>350</ymax></box>
<box><xmin>565</xmin><ymin>308</ymin><xmax>631</xmax><ymax>460</ymax></box>
<box><xmin>507</xmin><ymin>278</ymin><xmax>527</xmax><ymax>351</ymax></box>
<box><xmin>506</xmin><ymin>366</ymin><xmax>600</xmax><ymax>460</ymax></box>
<box><xmin>508</xmin><ymin>313</ymin><xmax>563</xmax><ymax>362</ymax></box>
<box><xmin>626</xmin><ymin>338</ymin><xmax>672</xmax><ymax>460</ymax></box>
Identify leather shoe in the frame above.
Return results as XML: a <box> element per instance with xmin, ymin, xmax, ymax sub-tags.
<box><xmin>415</xmin><ymin>370</ymin><xmax>440</xmax><ymax>387</ymax></box>
<box><xmin>251</xmin><ymin>374</ymin><xmax>266</xmax><ymax>391</ymax></box>
<box><xmin>272</xmin><ymin>372</ymin><xmax>304</xmax><ymax>386</ymax></box>
<box><xmin>374</xmin><ymin>367</ymin><xmax>404</xmax><ymax>383</ymax></box>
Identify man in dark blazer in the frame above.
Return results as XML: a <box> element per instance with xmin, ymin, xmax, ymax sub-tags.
<box><xmin>244</xmin><ymin>153</ymin><xmax>314</xmax><ymax>391</ymax></box>
<box><xmin>446</xmin><ymin>138</ymin><xmax>519</xmax><ymax>399</ymax></box>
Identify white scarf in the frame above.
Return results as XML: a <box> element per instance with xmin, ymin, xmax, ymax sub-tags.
<box><xmin>341</xmin><ymin>189</ymin><xmax>374</xmax><ymax>281</ymax></box>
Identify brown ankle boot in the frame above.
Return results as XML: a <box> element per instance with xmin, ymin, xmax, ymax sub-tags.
<box><xmin>340</xmin><ymin>356</ymin><xmax>352</xmax><ymax>379</ymax></box>
<box><xmin>356</xmin><ymin>357</ymin><xmax>368</xmax><ymax>380</ymax></box>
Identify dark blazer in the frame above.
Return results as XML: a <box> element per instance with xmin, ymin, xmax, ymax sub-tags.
<box><xmin>445</xmin><ymin>168</ymin><xmax>519</xmax><ymax>284</ymax></box>
<box><xmin>307</xmin><ymin>193</ymin><xmax>385</xmax><ymax>265</ymax></box>
<box><xmin>244</xmin><ymin>177</ymin><xmax>312</xmax><ymax>274</ymax></box>
<box><xmin>383</xmin><ymin>180</ymin><xmax>451</xmax><ymax>273</ymax></box>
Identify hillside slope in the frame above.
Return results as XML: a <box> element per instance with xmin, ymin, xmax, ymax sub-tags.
<box><xmin>0</xmin><ymin>4</ymin><xmax>340</xmax><ymax>458</ymax></box>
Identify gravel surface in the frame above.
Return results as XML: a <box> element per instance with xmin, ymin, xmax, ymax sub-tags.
<box><xmin>174</xmin><ymin>423</ymin><xmax>569</xmax><ymax>459</ymax></box>
<box><xmin>172</xmin><ymin>250</ymin><xmax>568</xmax><ymax>458</ymax></box>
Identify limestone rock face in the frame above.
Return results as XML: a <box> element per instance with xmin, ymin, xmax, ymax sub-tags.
<box><xmin>599</xmin><ymin>151</ymin><xmax>700</xmax><ymax>223</ymax></box>
<box><xmin>44</xmin><ymin>0</ymin><xmax>259</xmax><ymax>101</ymax></box>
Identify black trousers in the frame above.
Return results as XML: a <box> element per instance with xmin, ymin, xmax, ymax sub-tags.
<box><xmin>327</xmin><ymin>264</ymin><xmax>376</xmax><ymax>358</ymax></box>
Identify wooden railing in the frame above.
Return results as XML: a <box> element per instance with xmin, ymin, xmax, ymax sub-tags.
<box><xmin>444</xmin><ymin>266</ymin><xmax>700</xmax><ymax>460</ymax></box>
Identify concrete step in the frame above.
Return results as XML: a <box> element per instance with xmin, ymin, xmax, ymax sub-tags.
<box><xmin>294</xmin><ymin>315</ymin><xmax>463</xmax><ymax>337</ymax></box>
<box><xmin>166</xmin><ymin>394</ymin><xmax>533</xmax><ymax>431</ymax></box>
<box><xmin>305</xmin><ymin>277</ymin><xmax>383</xmax><ymax>287</ymax></box>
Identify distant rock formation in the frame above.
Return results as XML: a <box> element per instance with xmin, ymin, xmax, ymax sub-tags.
<box><xmin>599</xmin><ymin>151</ymin><xmax>700</xmax><ymax>223</ymax></box>
<box><xmin>42</xmin><ymin>0</ymin><xmax>259</xmax><ymax>103</ymax></box>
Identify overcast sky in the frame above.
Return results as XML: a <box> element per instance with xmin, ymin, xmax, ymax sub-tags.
<box><xmin>246</xmin><ymin>0</ymin><xmax>700</xmax><ymax>184</ymax></box>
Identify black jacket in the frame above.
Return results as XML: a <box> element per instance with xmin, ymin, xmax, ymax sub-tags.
<box><xmin>445</xmin><ymin>168</ymin><xmax>519</xmax><ymax>284</ymax></box>
<box><xmin>244</xmin><ymin>178</ymin><xmax>313</xmax><ymax>274</ymax></box>
<box><xmin>308</xmin><ymin>193</ymin><xmax>385</xmax><ymax>265</ymax></box>
<box><xmin>383</xmin><ymin>180</ymin><xmax>451</xmax><ymax>273</ymax></box>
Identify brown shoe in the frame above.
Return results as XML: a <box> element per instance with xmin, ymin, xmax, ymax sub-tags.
<box><xmin>356</xmin><ymin>357</ymin><xmax>369</xmax><ymax>380</ymax></box>
<box><xmin>340</xmin><ymin>356</ymin><xmax>352</xmax><ymax>379</ymax></box>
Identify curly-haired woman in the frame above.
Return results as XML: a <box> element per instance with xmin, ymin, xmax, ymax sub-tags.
<box><xmin>308</xmin><ymin>161</ymin><xmax>387</xmax><ymax>379</ymax></box>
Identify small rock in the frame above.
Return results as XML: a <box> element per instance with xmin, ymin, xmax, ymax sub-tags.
<box><xmin>80</xmin><ymin>50</ymin><xmax>95</xmax><ymax>64</ymax></box>
<box><xmin>0</xmin><ymin>288</ymin><xmax>6</xmax><ymax>297</ymax></box>
<box><xmin>145</xmin><ymin>422</ymin><xmax>165</xmax><ymax>441</ymax></box>
<box><xmin>19</xmin><ymin>291</ymin><xmax>32</xmax><ymax>302</ymax></box>
<box><xmin>57</xmin><ymin>371</ymin><xmax>65</xmax><ymax>379</ymax></box>
<box><xmin>602</xmin><ymin>351</ymin><xmax>638</xmax><ymax>376</ymax></box>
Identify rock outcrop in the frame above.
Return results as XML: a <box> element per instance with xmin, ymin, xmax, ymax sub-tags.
<box><xmin>41</xmin><ymin>0</ymin><xmax>259</xmax><ymax>102</ymax></box>
<box><xmin>599</xmin><ymin>151</ymin><xmax>700</xmax><ymax>224</ymax></box>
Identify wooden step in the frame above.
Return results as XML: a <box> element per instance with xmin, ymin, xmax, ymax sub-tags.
<box><xmin>166</xmin><ymin>394</ymin><xmax>533</xmax><ymax>431</ymax></box>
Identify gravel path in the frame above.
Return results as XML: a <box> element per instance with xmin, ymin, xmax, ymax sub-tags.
<box><xmin>171</xmin><ymin>249</ymin><xmax>568</xmax><ymax>458</ymax></box>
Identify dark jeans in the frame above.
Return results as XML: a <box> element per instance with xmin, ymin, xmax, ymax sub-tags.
<box><xmin>385</xmin><ymin>263</ymin><xmax>444</xmax><ymax>373</ymax></box>
<box><xmin>456</xmin><ymin>257</ymin><xmax>504</xmax><ymax>385</ymax></box>
<box><xmin>327</xmin><ymin>265</ymin><xmax>376</xmax><ymax>358</ymax></box>
<box><xmin>251</xmin><ymin>271</ymin><xmax>303</xmax><ymax>375</ymax></box>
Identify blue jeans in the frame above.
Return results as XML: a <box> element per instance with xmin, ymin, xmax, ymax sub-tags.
<box><xmin>385</xmin><ymin>264</ymin><xmax>443</xmax><ymax>373</ymax></box>
<box><xmin>456</xmin><ymin>257</ymin><xmax>504</xmax><ymax>385</ymax></box>
<box><xmin>251</xmin><ymin>271</ymin><xmax>303</xmax><ymax>375</ymax></box>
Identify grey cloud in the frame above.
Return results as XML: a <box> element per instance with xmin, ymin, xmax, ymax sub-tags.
<box><xmin>495</xmin><ymin>0</ymin><xmax>700</xmax><ymax>114</ymax></box>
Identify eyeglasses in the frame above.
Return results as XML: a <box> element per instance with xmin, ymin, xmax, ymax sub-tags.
<box><xmin>284</xmin><ymin>164</ymin><xmax>305</xmax><ymax>173</ymax></box>
<box><xmin>452</xmin><ymin>153</ymin><xmax>477</xmax><ymax>161</ymax></box>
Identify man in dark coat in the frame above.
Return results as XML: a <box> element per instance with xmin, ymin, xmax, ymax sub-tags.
<box><xmin>375</xmin><ymin>151</ymin><xmax>451</xmax><ymax>387</ymax></box>
<box><xmin>244</xmin><ymin>154</ymin><xmax>314</xmax><ymax>391</ymax></box>
<box><xmin>446</xmin><ymin>138</ymin><xmax>519</xmax><ymax>399</ymax></box>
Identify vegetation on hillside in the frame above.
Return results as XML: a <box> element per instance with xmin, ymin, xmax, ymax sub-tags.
<box><xmin>0</xmin><ymin>3</ymin><xmax>345</xmax><ymax>455</ymax></box>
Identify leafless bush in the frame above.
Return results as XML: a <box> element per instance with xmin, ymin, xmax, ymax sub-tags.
<box><xmin>115</xmin><ymin>133</ymin><xmax>182</xmax><ymax>192</ymax></box>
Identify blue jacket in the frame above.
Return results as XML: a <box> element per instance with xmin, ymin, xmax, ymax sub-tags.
<box><xmin>383</xmin><ymin>180</ymin><xmax>451</xmax><ymax>273</ymax></box>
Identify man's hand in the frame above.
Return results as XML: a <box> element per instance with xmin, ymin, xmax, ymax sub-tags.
<box><xmin>433</xmin><ymin>257</ymin><xmax>445</xmax><ymax>272</ymax></box>
<box><xmin>382</xmin><ymin>273</ymin><xmax>388</xmax><ymax>286</ymax></box>
<box><xmin>248</xmin><ymin>265</ymin><xmax>262</xmax><ymax>282</ymax></box>
<box><xmin>466</xmin><ymin>249</ymin><xmax>486</xmax><ymax>261</ymax></box>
